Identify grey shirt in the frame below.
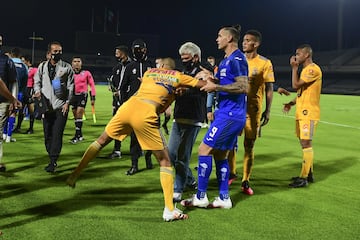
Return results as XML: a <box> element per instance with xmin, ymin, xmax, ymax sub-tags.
<box><xmin>34</xmin><ymin>60</ymin><xmax>74</xmax><ymax>110</ymax></box>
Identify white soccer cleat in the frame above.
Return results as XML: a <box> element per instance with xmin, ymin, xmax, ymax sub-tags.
<box><xmin>209</xmin><ymin>197</ymin><xmax>232</xmax><ymax>209</ymax></box>
<box><xmin>173</xmin><ymin>192</ymin><xmax>182</xmax><ymax>202</ymax></box>
<box><xmin>162</xmin><ymin>207</ymin><xmax>189</xmax><ymax>222</ymax></box>
<box><xmin>180</xmin><ymin>194</ymin><xmax>209</xmax><ymax>208</ymax></box>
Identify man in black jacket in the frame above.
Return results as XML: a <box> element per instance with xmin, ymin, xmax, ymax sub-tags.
<box><xmin>121</xmin><ymin>39</ymin><xmax>153</xmax><ymax>175</ymax></box>
<box><xmin>107</xmin><ymin>45</ymin><xmax>132</xmax><ymax>159</ymax></box>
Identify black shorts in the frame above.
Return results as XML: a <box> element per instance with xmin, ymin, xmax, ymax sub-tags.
<box><xmin>70</xmin><ymin>93</ymin><xmax>88</xmax><ymax>109</ymax></box>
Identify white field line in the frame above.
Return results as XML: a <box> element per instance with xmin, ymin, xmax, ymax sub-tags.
<box><xmin>273</xmin><ymin>113</ymin><xmax>360</xmax><ymax>130</ymax></box>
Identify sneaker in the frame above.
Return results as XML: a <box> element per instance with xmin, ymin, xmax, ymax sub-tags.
<box><xmin>173</xmin><ymin>192</ymin><xmax>182</xmax><ymax>202</ymax></box>
<box><xmin>12</xmin><ymin>128</ymin><xmax>21</xmax><ymax>133</ymax></box>
<box><xmin>125</xmin><ymin>166</ymin><xmax>138</xmax><ymax>175</ymax></box>
<box><xmin>2</xmin><ymin>134</ymin><xmax>6</xmax><ymax>141</ymax></box>
<box><xmin>5</xmin><ymin>136</ymin><xmax>16</xmax><ymax>143</ymax></box>
<box><xmin>180</xmin><ymin>194</ymin><xmax>209</xmax><ymax>208</ymax></box>
<box><xmin>44</xmin><ymin>163</ymin><xmax>57</xmax><ymax>173</ymax></box>
<box><xmin>26</xmin><ymin>129</ymin><xmax>34</xmax><ymax>134</ymax></box>
<box><xmin>162</xmin><ymin>207</ymin><xmax>189</xmax><ymax>222</ymax></box>
<box><xmin>241</xmin><ymin>180</ymin><xmax>254</xmax><ymax>195</ymax></box>
<box><xmin>0</xmin><ymin>163</ymin><xmax>6</xmax><ymax>172</ymax></box>
<box><xmin>69</xmin><ymin>136</ymin><xmax>84</xmax><ymax>144</ymax></box>
<box><xmin>186</xmin><ymin>180</ymin><xmax>197</xmax><ymax>190</ymax></box>
<box><xmin>228</xmin><ymin>173</ymin><xmax>238</xmax><ymax>185</ymax></box>
<box><xmin>209</xmin><ymin>197</ymin><xmax>232</xmax><ymax>209</ymax></box>
<box><xmin>107</xmin><ymin>151</ymin><xmax>121</xmax><ymax>159</ymax></box>
<box><xmin>289</xmin><ymin>177</ymin><xmax>308</xmax><ymax>188</ymax></box>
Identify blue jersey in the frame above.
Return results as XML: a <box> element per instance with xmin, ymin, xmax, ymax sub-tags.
<box><xmin>215</xmin><ymin>49</ymin><xmax>248</xmax><ymax>119</ymax></box>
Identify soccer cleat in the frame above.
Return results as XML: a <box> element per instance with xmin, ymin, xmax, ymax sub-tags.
<box><xmin>291</xmin><ymin>170</ymin><xmax>314</xmax><ymax>183</ymax></box>
<box><xmin>125</xmin><ymin>166</ymin><xmax>138</xmax><ymax>175</ymax></box>
<box><xmin>180</xmin><ymin>194</ymin><xmax>209</xmax><ymax>208</ymax></box>
<box><xmin>107</xmin><ymin>151</ymin><xmax>121</xmax><ymax>159</ymax></box>
<box><xmin>228</xmin><ymin>173</ymin><xmax>238</xmax><ymax>185</ymax></box>
<box><xmin>163</xmin><ymin>207</ymin><xmax>189</xmax><ymax>222</ymax></box>
<box><xmin>0</xmin><ymin>163</ymin><xmax>6</xmax><ymax>172</ymax></box>
<box><xmin>44</xmin><ymin>163</ymin><xmax>57</xmax><ymax>173</ymax></box>
<box><xmin>241</xmin><ymin>180</ymin><xmax>254</xmax><ymax>195</ymax></box>
<box><xmin>173</xmin><ymin>192</ymin><xmax>182</xmax><ymax>202</ymax></box>
<box><xmin>208</xmin><ymin>197</ymin><xmax>232</xmax><ymax>209</ymax></box>
<box><xmin>289</xmin><ymin>177</ymin><xmax>308</xmax><ymax>188</ymax></box>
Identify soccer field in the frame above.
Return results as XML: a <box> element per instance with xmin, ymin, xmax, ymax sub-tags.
<box><xmin>0</xmin><ymin>86</ymin><xmax>359</xmax><ymax>240</ymax></box>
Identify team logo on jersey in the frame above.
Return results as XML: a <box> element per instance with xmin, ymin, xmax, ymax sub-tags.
<box><xmin>132</xmin><ymin>68</ymin><xmax>137</xmax><ymax>74</ymax></box>
<box><xmin>302</xmin><ymin>124</ymin><xmax>309</xmax><ymax>132</ymax></box>
<box><xmin>116</xmin><ymin>69</ymin><xmax>120</xmax><ymax>75</ymax></box>
<box><xmin>220</xmin><ymin>68</ymin><xmax>226</xmax><ymax>77</ymax></box>
<box><xmin>302</xmin><ymin>110</ymin><xmax>308</xmax><ymax>115</ymax></box>
<box><xmin>234</xmin><ymin>57</ymin><xmax>243</xmax><ymax>61</ymax></box>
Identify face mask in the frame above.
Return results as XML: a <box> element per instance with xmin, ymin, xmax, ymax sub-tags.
<box><xmin>182</xmin><ymin>60</ymin><xmax>194</xmax><ymax>71</ymax></box>
<box><xmin>133</xmin><ymin>48</ymin><xmax>145</xmax><ymax>61</ymax></box>
<box><xmin>51</xmin><ymin>53</ymin><xmax>62</xmax><ymax>62</ymax></box>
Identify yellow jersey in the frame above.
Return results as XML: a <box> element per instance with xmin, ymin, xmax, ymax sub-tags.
<box><xmin>247</xmin><ymin>54</ymin><xmax>275</xmax><ymax>105</ymax></box>
<box><xmin>296</xmin><ymin>63</ymin><xmax>322</xmax><ymax>120</ymax></box>
<box><xmin>134</xmin><ymin>68</ymin><xmax>199</xmax><ymax>110</ymax></box>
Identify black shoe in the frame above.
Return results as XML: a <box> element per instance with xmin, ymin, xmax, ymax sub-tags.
<box><xmin>107</xmin><ymin>151</ymin><xmax>121</xmax><ymax>159</ymax></box>
<box><xmin>162</xmin><ymin>124</ymin><xmax>169</xmax><ymax>135</ymax></box>
<box><xmin>145</xmin><ymin>154</ymin><xmax>153</xmax><ymax>169</ymax></box>
<box><xmin>13</xmin><ymin>128</ymin><xmax>21</xmax><ymax>133</ymax></box>
<box><xmin>0</xmin><ymin>163</ymin><xmax>6</xmax><ymax>172</ymax></box>
<box><xmin>26</xmin><ymin>129</ymin><xmax>34</xmax><ymax>134</ymax></box>
<box><xmin>228</xmin><ymin>173</ymin><xmax>238</xmax><ymax>185</ymax></box>
<box><xmin>125</xmin><ymin>166</ymin><xmax>138</xmax><ymax>175</ymax></box>
<box><xmin>289</xmin><ymin>177</ymin><xmax>308</xmax><ymax>188</ymax></box>
<box><xmin>44</xmin><ymin>163</ymin><xmax>57</xmax><ymax>173</ymax></box>
<box><xmin>187</xmin><ymin>180</ymin><xmax>197</xmax><ymax>190</ymax></box>
<box><xmin>291</xmin><ymin>172</ymin><xmax>314</xmax><ymax>183</ymax></box>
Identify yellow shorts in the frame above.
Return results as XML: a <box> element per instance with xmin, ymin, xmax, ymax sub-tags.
<box><xmin>296</xmin><ymin>120</ymin><xmax>318</xmax><ymax>140</ymax></box>
<box><xmin>105</xmin><ymin>98</ymin><xmax>166</xmax><ymax>150</ymax></box>
<box><xmin>244</xmin><ymin>104</ymin><xmax>262</xmax><ymax>139</ymax></box>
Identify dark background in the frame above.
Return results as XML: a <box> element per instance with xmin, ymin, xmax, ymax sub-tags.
<box><xmin>1</xmin><ymin>0</ymin><xmax>360</xmax><ymax>58</ymax></box>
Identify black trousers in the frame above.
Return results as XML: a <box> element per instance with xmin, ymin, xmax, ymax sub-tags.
<box><xmin>43</xmin><ymin>109</ymin><xmax>68</xmax><ymax>164</ymax></box>
<box><xmin>112</xmin><ymin>100</ymin><xmax>121</xmax><ymax>151</ymax></box>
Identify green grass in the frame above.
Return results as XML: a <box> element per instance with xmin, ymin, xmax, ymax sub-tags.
<box><xmin>1</xmin><ymin>87</ymin><xmax>359</xmax><ymax>239</ymax></box>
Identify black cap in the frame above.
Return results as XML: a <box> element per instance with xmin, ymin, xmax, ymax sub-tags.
<box><xmin>132</xmin><ymin>39</ymin><xmax>146</xmax><ymax>49</ymax></box>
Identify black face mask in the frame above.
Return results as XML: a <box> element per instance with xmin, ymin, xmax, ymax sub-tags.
<box><xmin>133</xmin><ymin>48</ymin><xmax>145</xmax><ymax>61</ymax></box>
<box><xmin>182</xmin><ymin>60</ymin><xmax>195</xmax><ymax>71</ymax></box>
<box><xmin>51</xmin><ymin>53</ymin><xmax>62</xmax><ymax>62</ymax></box>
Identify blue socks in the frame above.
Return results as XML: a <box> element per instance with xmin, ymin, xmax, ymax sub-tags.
<box><xmin>196</xmin><ymin>155</ymin><xmax>212</xmax><ymax>199</ymax></box>
<box><xmin>216</xmin><ymin>159</ymin><xmax>230</xmax><ymax>200</ymax></box>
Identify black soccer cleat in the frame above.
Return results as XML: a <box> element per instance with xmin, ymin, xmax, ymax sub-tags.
<box><xmin>289</xmin><ymin>177</ymin><xmax>308</xmax><ymax>188</ymax></box>
<box><xmin>44</xmin><ymin>163</ymin><xmax>57</xmax><ymax>173</ymax></box>
<box><xmin>125</xmin><ymin>166</ymin><xmax>138</xmax><ymax>175</ymax></box>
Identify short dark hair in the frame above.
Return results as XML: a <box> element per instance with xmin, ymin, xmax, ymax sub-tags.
<box><xmin>10</xmin><ymin>47</ymin><xmax>21</xmax><ymax>58</ymax></box>
<box><xmin>222</xmin><ymin>24</ymin><xmax>241</xmax><ymax>43</ymax></box>
<box><xmin>297</xmin><ymin>44</ymin><xmax>313</xmax><ymax>56</ymax></box>
<box><xmin>47</xmin><ymin>41</ymin><xmax>62</xmax><ymax>51</ymax></box>
<box><xmin>245</xmin><ymin>29</ymin><xmax>262</xmax><ymax>43</ymax></box>
<box><xmin>115</xmin><ymin>45</ymin><xmax>129</xmax><ymax>55</ymax></box>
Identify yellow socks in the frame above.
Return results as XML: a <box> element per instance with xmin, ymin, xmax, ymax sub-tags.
<box><xmin>242</xmin><ymin>148</ymin><xmax>254</xmax><ymax>182</ymax></box>
<box><xmin>228</xmin><ymin>149</ymin><xmax>237</xmax><ymax>175</ymax></box>
<box><xmin>300</xmin><ymin>147</ymin><xmax>313</xmax><ymax>178</ymax></box>
<box><xmin>160</xmin><ymin>167</ymin><xmax>174</xmax><ymax>211</ymax></box>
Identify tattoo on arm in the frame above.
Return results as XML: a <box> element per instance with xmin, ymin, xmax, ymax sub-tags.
<box><xmin>215</xmin><ymin>76</ymin><xmax>248</xmax><ymax>93</ymax></box>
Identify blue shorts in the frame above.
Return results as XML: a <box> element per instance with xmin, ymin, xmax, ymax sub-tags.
<box><xmin>203</xmin><ymin>112</ymin><xmax>245</xmax><ymax>151</ymax></box>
